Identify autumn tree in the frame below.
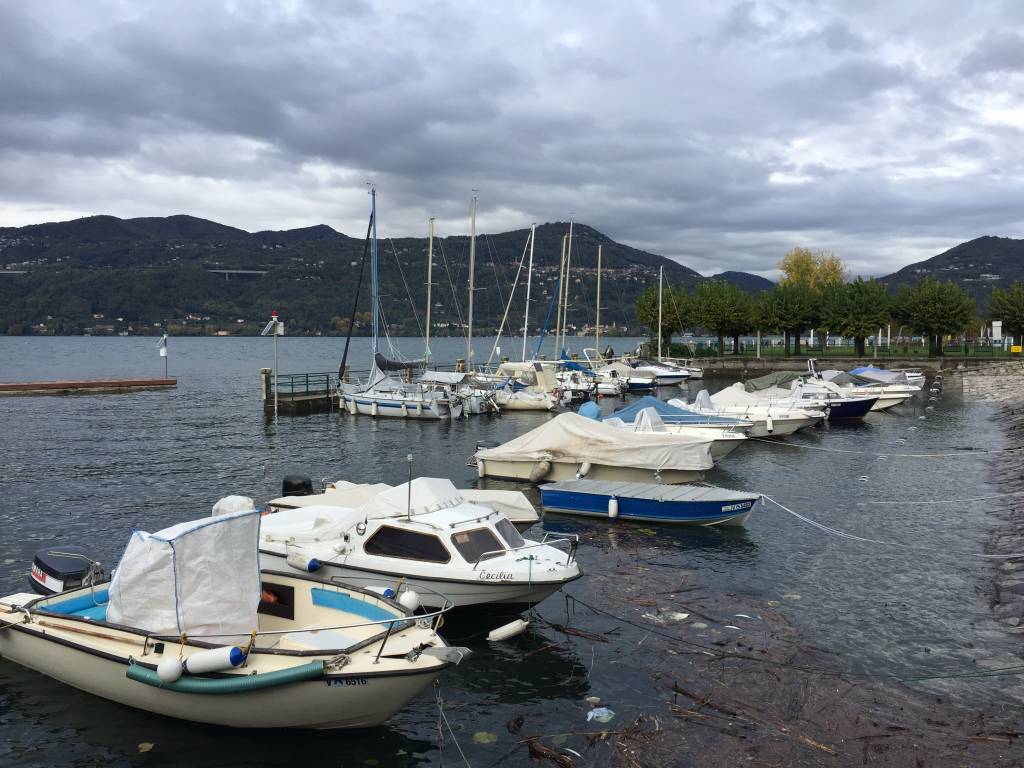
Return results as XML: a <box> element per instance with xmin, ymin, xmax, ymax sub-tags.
<box><xmin>778</xmin><ymin>248</ymin><xmax>847</xmax><ymax>290</ymax></box>
<box><xmin>892</xmin><ymin>279</ymin><xmax>974</xmax><ymax>356</ymax></box>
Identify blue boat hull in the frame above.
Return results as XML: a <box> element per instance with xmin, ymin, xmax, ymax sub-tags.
<box><xmin>824</xmin><ymin>397</ymin><xmax>876</xmax><ymax>420</ymax></box>
<box><xmin>540</xmin><ymin>487</ymin><xmax>756</xmax><ymax>526</ymax></box>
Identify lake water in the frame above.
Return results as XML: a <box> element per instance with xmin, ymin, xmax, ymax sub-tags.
<box><xmin>0</xmin><ymin>336</ymin><xmax>1018</xmax><ymax>767</ymax></box>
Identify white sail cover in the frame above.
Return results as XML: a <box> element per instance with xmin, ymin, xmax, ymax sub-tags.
<box><xmin>475</xmin><ymin>412</ymin><xmax>714</xmax><ymax>471</ymax></box>
<box><xmin>632</xmin><ymin>407</ymin><xmax>668</xmax><ymax>433</ymax></box>
<box><xmin>106</xmin><ymin>510</ymin><xmax>261</xmax><ymax>636</ymax></box>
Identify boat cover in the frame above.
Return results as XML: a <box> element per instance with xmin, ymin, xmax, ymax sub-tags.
<box><xmin>848</xmin><ymin>366</ymin><xmax>910</xmax><ymax>384</ymax></box>
<box><xmin>606</xmin><ymin>396</ymin><xmax>745</xmax><ymax>426</ymax></box>
<box><xmin>360</xmin><ymin>477</ymin><xmax>466</xmax><ymax>517</ymax></box>
<box><xmin>260</xmin><ymin>505</ymin><xmax>362</xmax><ymax>544</ymax></box>
<box><xmin>578</xmin><ymin>401</ymin><xmax>602</xmax><ymax>420</ymax></box>
<box><xmin>475</xmin><ymin>412</ymin><xmax>714</xmax><ymax>471</ymax></box>
<box><xmin>375</xmin><ymin>352</ymin><xmax>424</xmax><ymax>371</ymax></box>
<box><xmin>212</xmin><ymin>495</ymin><xmax>255</xmax><ymax>516</ymax></box>
<box><xmin>595</xmin><ymin>362</ymin><xmax>638</xmax><ymax>377</ymax></box>
<box><xmin>712</xmin><ymin>383</ymin><xmax>790</xmax><ymax>406</ymax></box>
<box><xmin>558</xmin><ymin>360</ymin><xmax>595</xmax><ymax>376</ymax></box>
<box><xmin>744</xmin><ymin>371</ymin><xmax>802</xmax><ymax>391</ymax></box>
<box><xmin>419</xmin><ymin>370</ymin><xmax>466</xmax><ymax>385</ymax></box>
<box><xmin>106</xmin><ymin>510</ymin><xmax>261</xmax><ymax>637</ymax></box>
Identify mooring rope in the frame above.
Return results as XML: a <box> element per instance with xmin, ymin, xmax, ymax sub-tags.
<box><xmin>761</xmin><ymin>495</ymin><xmax>1024</xmax><ymax>559</ymax></box>
<box><xmin>749</xmin><ymin>436</ymin><xmax>1024</xmax><ymax>457</ymax></box>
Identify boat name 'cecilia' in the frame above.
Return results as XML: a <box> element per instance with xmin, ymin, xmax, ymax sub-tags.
<box><xmin>478</xmin><ymin>571</ymin><xmax>515</xmax><ymax>581</ymax></box>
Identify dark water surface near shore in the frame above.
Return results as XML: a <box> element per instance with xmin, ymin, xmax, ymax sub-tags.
<box><xmin>0</xmin><ymin>337</ymin><xmax>1019</xmax><ymax>767</ymax></box>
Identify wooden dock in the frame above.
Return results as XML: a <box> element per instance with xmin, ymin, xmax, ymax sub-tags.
<box><xmin>0</xmin><ymin>378</ymin><xmax>177</xmax><ymax>396</ymax></box>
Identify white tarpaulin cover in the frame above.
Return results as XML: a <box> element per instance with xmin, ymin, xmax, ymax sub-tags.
<box><xmin>212</xmin><ymin>495</ymin><xmax>255</xmax><ymax>517</ymax></box>
<box><xmin>260</xmin><ymin>505</ymin><xmax>361</xmax><ymax>544</ymax></box>
<box><xmin>475</xmin><ymin>412</ymin><xmax>714</xmax><ymax>471</ymax></box>
<box><xmin>419</xmin><ymin>371</ymin><xmax>466</xmax><ymax>385</ymax></box>
<box><xmin>362</xmin><ymin>477</ymin><xmax>466</xmax><ymax>517</ymax></box>
<box><xmin>106</xmin><ymin>510</ymin><xmax>261</xmax><ymax>636</ymax></box>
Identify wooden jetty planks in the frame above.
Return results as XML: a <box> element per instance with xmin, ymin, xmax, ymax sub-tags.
<box><xmin>0</xmin><ymin>378</ymin><xmax>177</xmax><ymax>396</ymax></box>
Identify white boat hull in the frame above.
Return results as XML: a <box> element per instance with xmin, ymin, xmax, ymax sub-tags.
<box><xmin>259</xmin><ymin>552</ymin><xmax>574</xmax><ymax>611</ymax></box>
<box><xmin>661</xmin><ymin>427</ymin><xmax>747</xmax><ymax>459</ymax></box>
<box><xmin>0</xmin><ymin>626</ymin><xmax>440</xmax><ymax>729</ymax></box>
<box><xmin>341</xmin><ymin>394</ymin><xmax>461</xmax><ymax>419</ymax></box>
<box><xmin>476</xmin><ymin>458</ymin><xmax>704</xmax><ymax>485</ymax></box>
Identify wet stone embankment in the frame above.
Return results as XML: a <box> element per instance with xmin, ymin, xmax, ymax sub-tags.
<box><xmin>960</xmin><ymin>361</ymin><xmax>1024</xmax><ymax>630</ymax></box>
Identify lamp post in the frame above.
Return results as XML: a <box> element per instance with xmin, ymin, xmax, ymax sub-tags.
<box><xmin>261</xmin><ymin>310</ymin><xmax>284</xmax><ymax>419</ymax></box>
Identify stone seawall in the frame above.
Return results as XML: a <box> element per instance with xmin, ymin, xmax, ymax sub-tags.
<box><xmin>954</xmin><ymin>361</ymin><xmax>1024</xmax><ymax>629</ymax></box>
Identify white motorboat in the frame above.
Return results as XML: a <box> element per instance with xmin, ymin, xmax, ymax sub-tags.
<box><xmin>484</xmin><ymin>361</ymin><xmax>560</xmax><ymax>411</ymax></box>
<box><xmin>743</xmin><ymin>372</ymin><xmax>877</xmax><ymax>420</ymax></box>
<box><xmin>628</xmin><ymin>359</ymin><xmax>689</xmax><ymax>386</ymax></box>
<box><xmin>679</xmin><ymin>388</ymin><xmax>825</xmax><ymax>437</ymax></box>
<box><xmin>592</xmin><ymin>361</ymin><xmax>656</xmax><ymax>392</ymax></box>
<box><xmin>0</xmin><ymin>510</ymin><xmax>462</xmax><ymax>729</ymax></box>
<box><xmin>816</xmin><ymin>370</ymin><xmax>918</xmax><ymax>411</ymax></box>
<box><xmin>265</xmin><ymin>477</ymin><xmax>541</xmax><ymax>532</ymax></box>
<box><xmin>418</xmin><ymin>371</ymin><xmax>499</xmax><ymax>415</ymax></box>
<box><xmin>473</xmin><ymin>412</ymin><xmax>715</xmax><ymax>484</ymax></box>
<box><xmin>256</xmin><ymin>478</ymin><xmax>581</xmax><ymax>612</ymax></box>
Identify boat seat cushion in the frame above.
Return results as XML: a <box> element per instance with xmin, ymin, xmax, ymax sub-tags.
<box><xmin>44</xmin><ymin>590</ymin><xmax>110</xmax><ymax>621</ymax></box>
<box><xmin>310</xmin><ymin>588</ymin><xmax>397</xmax><ymax>622</ymax></box>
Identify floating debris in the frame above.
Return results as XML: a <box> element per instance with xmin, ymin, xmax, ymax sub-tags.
<box><xmin>587</xmin><ymin>707</ymin><xmax>616</xmax><ymax>723</ymax></box>
<box><xmin>473</xmin><ymin>731</ymin><xmax>498</xmax><ymax>745</ymax></box>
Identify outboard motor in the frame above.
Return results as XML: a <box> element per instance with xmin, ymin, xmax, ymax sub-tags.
<box><xmin>281</xmin><ymin>475</ymin><xmax>314</xmax><ymax>497</ymax></box>
<box><xmin>30</xmin><ymin>545</ymin><xmax>102</xmax><ymax>595</ymax></box>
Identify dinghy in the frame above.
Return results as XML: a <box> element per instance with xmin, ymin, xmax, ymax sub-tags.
<box><xmin>257</xmin><ymin>478</ymin><xmax>581</xmax><ymax>612</ymax></box>
<box><xmin>540</xmin><ymin>479</ymin><xmax>759</xmax><ymax>526</ymax></box>
<box><xmin>0</xmin><ymin>509</ymin><xmax>462</xmax><ymax>729</ymax></box>
<box><xmin>473</xmin><ymin>412</ymin><xmax>715</xmax><ymax>484</ymax></box>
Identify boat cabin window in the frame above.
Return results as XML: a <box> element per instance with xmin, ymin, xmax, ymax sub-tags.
<box><xmin>450</xmin><ymin>528</ymin><xmax>504</xmax><ymax>563</ymax></box>
<box><xmin>495</xmin><ymin>518</ymin><xmax>525</xmax><ymax>549</ymax></box>
<box><xmin>364</xmin><ymin>526</ymin><xmax>451</xmax><ymax>563</ymax></box>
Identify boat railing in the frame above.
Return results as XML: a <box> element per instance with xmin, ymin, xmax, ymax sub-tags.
<box><xmin>147</xmin><ymin>591</ymin><xmax>455</xmax><ymax>663</ymax></box>
<box><xmin>470</xmin><ymin>533</ymin><xmax>579</xmax><ymax>569</ymax></box>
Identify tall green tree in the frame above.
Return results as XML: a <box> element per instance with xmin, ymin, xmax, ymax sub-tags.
<box><xmin>819</xmin><ymin>278</ymin><xmax>891</xmax><ymax>356</ymax></box>
<box><xmin>694</xmin><ymin>281</ymin><xmax>754</xmax><ymax>356</ymax></box>
<box><xmin>989</xmin><ymin>281</ymin><xmax>1024</xmax><ymax>342</ymax></box>
<box><xmin>892</xmin><ymin>278</ymin><xmax>975</xmax><ymax>356</ymax></box>
<box><xmin>767</xmin><ymin>282</ymin><xmax>819</xmax><ymax>355</ymax></box>
<box><xmin>635</xmin><ymin>284</ymin><xmax>689</xmax><ymax>348</ymax></box>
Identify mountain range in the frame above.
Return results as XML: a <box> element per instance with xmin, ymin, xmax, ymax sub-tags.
<box><xmin>0</xmin><ymin>215</ymin><xmax>1017</xmax><ymax>336</ymax></box>
<box><xmin>0</xmin><ymin>214</ymin><xmax>771</xmax><ymax>336</ymax></box>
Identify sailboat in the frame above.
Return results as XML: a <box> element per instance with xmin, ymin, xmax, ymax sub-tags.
<box><xmin>339</xmin><ymin>188</ymin><xmax>463</xmax><ymax>419</ymax></box>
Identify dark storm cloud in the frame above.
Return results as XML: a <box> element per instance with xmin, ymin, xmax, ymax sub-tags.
<box><xmin>0</xmin><ymin>0</ymin><xmax>1023</xmax><ymax>278</ymax></box>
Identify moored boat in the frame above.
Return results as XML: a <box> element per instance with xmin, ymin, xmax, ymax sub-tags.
<box><xmin>540</xmin><ymin>479</ymin><xmax>759</xmax><ymax>525</ymax></box>
<box><xmin>0</xmin><ymin>510</ymin><xmax>462</xmax><ymax>729</ymax></box>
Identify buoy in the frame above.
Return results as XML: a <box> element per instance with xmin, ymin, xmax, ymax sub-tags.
<box><xmin>528</xmin><ymin>460</ymin><xmax>552</xmax><ymax>483</ymax></box>
<box><xmin>367</xmin><ymin>586</ymin><xmax>397</xmax><ymax>598</ymax></box>
<box><xmin>765</xmin><ymin>415</ymin><xmax>774</xmax><ymax>433</ymax></box>
<box><xmin>183</xmin><ymin>646</ymin><xmax>246</xmax><ymax>675</ymax></box>
<box><xmin>286</xmin><ymin>552</ymin><xmax>321</xmax><ymax>573</ymax></box>
<box><xmin>608</xmin><ymin>498</ymin><xmax>619</xmax><ymax>519</ymax></box>
<box><xmin>156</xmin><ymin>657</ymin><xmax>183</xmax><ymax>683</ymax></box>
<box><xmin>398</xmin><ymin>590</ymin><xmax>421</xmax><ymax>611</ymax></box>
<box><xmin>487</xmin><ymin>618</ymin><xmax>529</xmax><ymax>642</ymax></box>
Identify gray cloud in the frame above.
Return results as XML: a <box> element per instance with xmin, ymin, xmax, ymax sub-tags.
<box><xmin>1</xmin><ymin>0</ymin><xmax>1023</xmax><ymax>279</ymax></box>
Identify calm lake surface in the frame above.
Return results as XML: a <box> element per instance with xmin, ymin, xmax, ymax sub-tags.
<box><xmin>0</xmin><ymin>336</ymin><xmax>1018</xmax><ymax>767</ymax></box>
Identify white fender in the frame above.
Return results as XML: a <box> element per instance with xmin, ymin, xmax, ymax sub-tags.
<box><xmin>766</xmin><ymin>415</ymin><xmax>774</xmax><ymax>433</ymax></box>
<box><xmin>577</xmin><ymin>461</ymin><xmax>592</xmax><ymax>478</ymax></box>
<box><xmin>487</xmin><ymin>618</ymin><xmax>529</xmax><ymax>642</ymax></box>
<box><xmin>183</xmin><ymin>646</ymin><xmax>246</xmax><ymax>675</ymax></box>
<box><xmin>401</xmin><ymin>402</ymin><xmax>408</xmax><ymax>417</ymax></box>
<box><xmin>371</xmin><ymin>400</ymin><xmax>379</xmax><ymax>417</ymax></box>
<box><xmin>476</xmin><ymin>457</ymin><xmax>486</xmax><ymax>478</ymax></box>
<box><xmin>528</xmin><ymin>460</ymin><xmax>552</xmax><ymax>483</ymax></box>
<box><xmin>608</xmin><ymin>498</ymin><xmax>619</xmax><ymax>518</ymax></box>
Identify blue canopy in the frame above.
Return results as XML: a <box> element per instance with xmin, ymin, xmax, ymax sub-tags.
<box><xmin>558</xmin><ymin>359</ymin><xmax>596</xmax><ymax>376</ymax></box>
<box><xmin>578</xmin><ymin>401</ymin><xmax>602</xmax><ymax>420</ymax></box>
<box><xmin>604</xmin><ymin>396</ymin><xmax>748</xmax><ymax>426</ymax></box>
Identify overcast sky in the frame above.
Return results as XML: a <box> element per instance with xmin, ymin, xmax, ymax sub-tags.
<box><xmin>1</xmin><ymin>1</ymin><xmax>1022</xmax><ymax>278</ymax></box>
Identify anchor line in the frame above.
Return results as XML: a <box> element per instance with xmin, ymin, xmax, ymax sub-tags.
<box><xmin>761</xmin><ymin>495</ymin><xmax>1024</xmax><ymax>559</ymax></box>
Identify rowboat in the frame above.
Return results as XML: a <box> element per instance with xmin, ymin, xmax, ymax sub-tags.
<box><xmin>540</xmin><ymin>479</ymin><xmax>759</xmax><ymax>526</ymax></box>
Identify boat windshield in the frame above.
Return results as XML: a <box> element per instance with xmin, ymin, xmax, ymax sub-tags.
<box><xmin>495</xmin><ymin>518</ymin><xmax>526</xmax><ymax>549</ymax></box>
<box><xmin>450</xmin><ymin>528</ymin><xmax>504</xmax><ymax>563</ymax></box>
<box><xmin>364</xmin><ymin>526</ymin><xmax>451</xmax><ymax>563</ymax></box>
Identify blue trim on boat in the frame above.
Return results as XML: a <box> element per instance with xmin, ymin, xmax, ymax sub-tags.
<box><xmin>310</xmin><ymin>588</ymin><xmax>399</xmax><ymax>622</ymax></box>
<box><xmin>45</xmin><ymin>589</ymin><xmax>110</xmax><ymax>618</ymax></box>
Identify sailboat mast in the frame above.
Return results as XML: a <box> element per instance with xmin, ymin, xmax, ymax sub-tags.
<box><xmin>559</xmin><ymin>219</ymin><xmax>574</xmax><ymax>355</ymax></box>
<box><xmin>466</xmin><ymin>194</ymin><xmax>477</xmax><ymax>367</ymax></box>
<box><xmin>554</xmin><ymin>234</ymin><xmax>566</xmax><ymax>357</ymax></box>
<box><xmin>595</xmin><ymin>244</ymin><xmax>602</xmax><ymax>358</ymax></box>
<box><xmin>425</xmin><ymin>216</ymin><xmax>434</xmax><ymax>364</ymax></box>
<box><xmin>657</xmin><ymin>265</ymin><xmax>663</xmax><ymax>361</ymax></box>
<box><xmin>371</xmin><ymin>186</ymin><xmax>379</xmax><ymax>355</ymax></box>
<box><xmin>522</xmin><ymin>223</ymin><xmax>535</xmax><ymax>362</ymax></box>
